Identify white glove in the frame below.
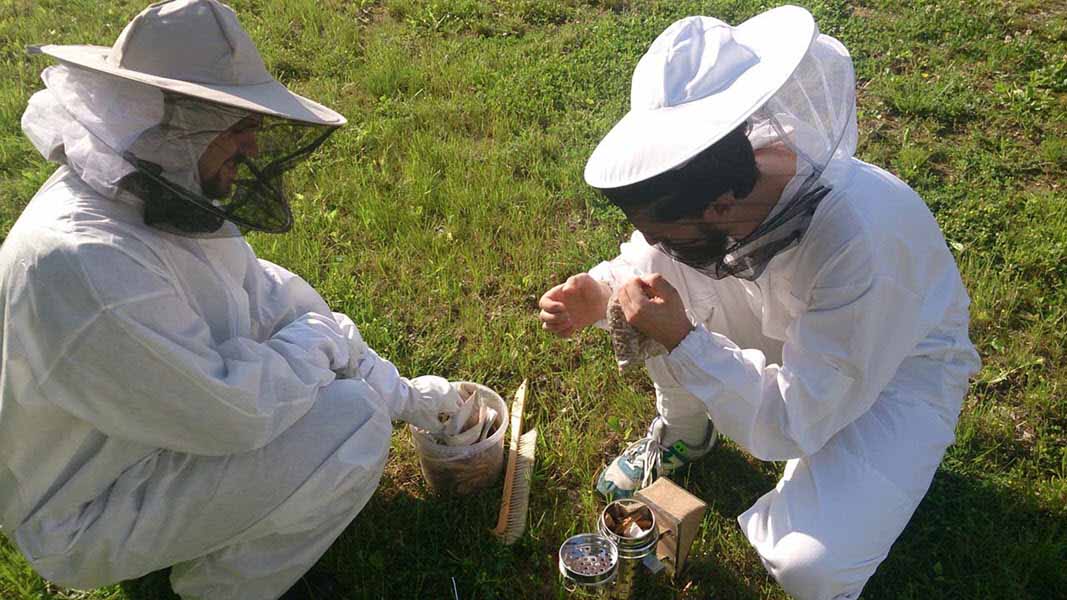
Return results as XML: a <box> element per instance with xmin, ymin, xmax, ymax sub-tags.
<box><xmin>407</xmin><ymin>376</ymin><xmax>466</xmax><ymax>434</ymax></box>
<box><xmin>408</xmin><ymin>379</ymin><xmax>493</xmax><ymax>447</ymax></box>
<box><xmin>331</xmin><ymin>312</ymin><xmax>367</xmax><ymax>378</ymax></box>
<box><xmin>329</xmin><ymin>318</ymin><xmax>472</xmax><ymax>433</ymax></box>
<box><xmin>268</xmin><ymin>312</ymin><xmax>350</xmax><ymax>374</ymax></box>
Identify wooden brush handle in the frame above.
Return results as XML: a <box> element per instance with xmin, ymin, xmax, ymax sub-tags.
<box><xmin>508</xmin><ymin>379</ymin><xmax>527</xmax><ymax>451</ymax></box>
<box><xmin>493</xmin><ymin>379</ymin><xmax>528</xmax><ymax>537</ymax></box>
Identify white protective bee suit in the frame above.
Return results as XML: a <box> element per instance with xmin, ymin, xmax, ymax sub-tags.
<box><xmin>586</xmin><ymin>12</ymin><xmax>981</xmax><ymax>600</ymax></box>
<box><xmin>1</xmin><ymin>2</ymin><xmax>460</xmax><ymax>599</ymax></box>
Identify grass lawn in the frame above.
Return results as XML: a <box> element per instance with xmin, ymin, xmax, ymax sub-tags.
<box><xmin>1</xmin><ymin>0</ymin><xmax>1065</xmax><ymax>598</ymax></box>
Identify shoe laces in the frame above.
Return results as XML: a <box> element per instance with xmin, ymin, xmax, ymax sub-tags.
<box><xmin>619</xmin><ymin>419</ymin><xmax>673</xmax><ymax>490</ymax></box>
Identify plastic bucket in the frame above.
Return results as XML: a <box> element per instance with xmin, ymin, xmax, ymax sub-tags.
<box><xmin>408</xmin><ymin>382</ymin><xmax>508</xmax><ymax>495</ymax></box>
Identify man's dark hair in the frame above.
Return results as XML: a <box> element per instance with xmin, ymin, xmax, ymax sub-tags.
<box><xmin>597</xmin><ymin>122</ymin><xmax>757</xmax><ymax>222</ymax></box>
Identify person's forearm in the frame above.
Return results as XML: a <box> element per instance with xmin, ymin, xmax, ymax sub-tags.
<box><xmin>662</xmin><ymin>326</ymin><xmax>812</xmax><ymax>460</ymax></box>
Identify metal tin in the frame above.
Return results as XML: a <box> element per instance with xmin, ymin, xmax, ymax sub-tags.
<box><xmin>597</xmin><ymin>499</ymin><xmax>659</xmax><ymax>559</ymax></box>
<box><xmin>558</xmin><ymin>533</ymin><xmax>619</xmax><ymax>590</ymax></box>
<box><xmin>596</xmin><ymin>499</ymin><xmax>661</xmax><ymax>599</ymax></box>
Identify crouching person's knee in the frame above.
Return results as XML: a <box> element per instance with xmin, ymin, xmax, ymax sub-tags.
<box><xmin>20</xmin><ymin>548</ymin><xmax>123</xmax><ymax>592</ymax></box>
<box><xmin>760</xmin><ymin>532</ymin><xmax>855</xmax><ymax>600</ymax></box>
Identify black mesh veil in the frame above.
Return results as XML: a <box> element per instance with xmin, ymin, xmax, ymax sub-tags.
<box><xmin>118</xmin><ymin>94</ymin><xmax>338</xmax><ymax>237</ymax></box>
<box><xmin>653</xmin><ymin>172</ymin><xmax>832</xmax><ymax>280</ymax></box>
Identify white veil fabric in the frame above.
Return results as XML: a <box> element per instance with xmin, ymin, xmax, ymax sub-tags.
<box><xmin>22</xmin><ymin>64</ymin><xmax>245</xmax><ymax>208</ymax></box>
<box><xmin>21</xmin><ymin>62</ymin><xmax>337</xmax><ymax>237</ymax></box>
<box><xmin>22</xmin><ymin>65</ymin><xmax>165</xmax><ymax>201</ymax></box>
<box><xmin>750</xmin><ymin>32</ymin><xmax>857</xmax><ymax>184</ymax></box>
<box><xmin>712</xmin><ymin>32</ymin><xmax>858</xmax><ymax>280</ymax></box>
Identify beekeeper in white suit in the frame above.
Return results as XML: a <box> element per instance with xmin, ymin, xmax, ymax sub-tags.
<box><xmin>0</xmin><ymin>1</ymin><xmax>466</xmax><ymax>599</ymax></box>
<box><xmin>539</xmin><ymin>6</ymin><xmax>980</xmax><ymax>599</ymax></box>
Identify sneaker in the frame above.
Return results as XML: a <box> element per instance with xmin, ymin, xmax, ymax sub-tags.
<box><xmin>595</xmin><ymin>417</ymin><xmax>716</xmax><ymax>501</ymax></box>
<box><xmin>658</xmin><ymin>418</ymin><xmax>717</xmax><ymax>474</ymax></box>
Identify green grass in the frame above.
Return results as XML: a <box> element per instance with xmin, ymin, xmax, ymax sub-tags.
<box><xmin>1</xmin><ymin>0</ymin><xmax>1065</xmax><ymax>598</ymax></box>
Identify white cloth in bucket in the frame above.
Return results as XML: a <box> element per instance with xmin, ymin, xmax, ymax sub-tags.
<box><xmin>409</xmin><ymin>383</ymin><xmax>508</xmax><ymax>494</ymax></box>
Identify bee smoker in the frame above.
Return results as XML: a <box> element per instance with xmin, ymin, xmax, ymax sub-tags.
<box><xmin>561</xmin><ymin>486</ymin><xmax>706</xmax><ymax>598</ymax></box>
<box><xmin>596</xmin><ymin>498</ymin><xmax>664</xmax><ymax>599</ymax></box>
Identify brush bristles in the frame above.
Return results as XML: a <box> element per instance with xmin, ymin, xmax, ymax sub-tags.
<box><xmin>498</xmin><ymin>429</ymin><xmax>537</xmax><ymax>544</ymax></box>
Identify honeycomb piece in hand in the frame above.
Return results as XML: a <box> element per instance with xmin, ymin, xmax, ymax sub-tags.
<box><xmin>607</xmin><ymin>289</ymin><xmax>666</xmax><ymax>372</ymax></box>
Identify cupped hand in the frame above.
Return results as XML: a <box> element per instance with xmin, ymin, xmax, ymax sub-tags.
<box><xmin>538</xmin><ymin>273</ymin><xmax>612</xmax><ymax>337</ymax></box>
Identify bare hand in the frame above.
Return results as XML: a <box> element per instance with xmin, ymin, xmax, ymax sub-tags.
<box><xmin>617</xmin><ymin>274</ymin><xmax>692</xmax><ymax>350</ymax></box>
<box><xmin>539</xmin><ymin>273</ymin><xmax>612</xmax><ymax>337</ymax></box>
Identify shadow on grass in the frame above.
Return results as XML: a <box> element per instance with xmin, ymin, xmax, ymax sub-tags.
<box><xmin>317</xmin><ymin>465</ymin><xmax>538</xmax><ymax>600</ymax></box>
<box><xmin>116</xmin><ymin>444</ymin><xmax>1066</xmax><ymax>599</ymax></box>
<box><xmin>118</xmin><ymin>569</ymin><xmax>177</xmax><ymax>600</ymax></box>
<box><xmin>656</xmin><ymin>441</ymin><xmax>781</xmax><ymax>600</ymax></box>
<box><xmin>616</xmin><ymin>437</ymin><xmax>1066</xmax><ymax>600</ymax></box>
<box><xmin>675</xmin><ymin>442</ymin><xmax>1067</xmax><ymax>600</ymax></box>
<box><xmin>862</xmin><ymin>468</ymin><xmax>1067</xmax><ymax>599</ymax></box>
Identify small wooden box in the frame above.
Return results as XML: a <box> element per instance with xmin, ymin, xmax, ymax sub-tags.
<box><xmin>635</xmin><ymin>478</ymin><xmax>707</xmax><ymax>577</ymax></box>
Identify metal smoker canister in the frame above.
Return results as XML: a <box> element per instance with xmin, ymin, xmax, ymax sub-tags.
<box><xmin>559</xmin><ymin>533</ymin><xmax>619</xmax><ymax>597</ymax></box>
<box><xmin>597</xmin><ymin>498</ymin><xmax>662</xmax><ymax>599</ymax></box>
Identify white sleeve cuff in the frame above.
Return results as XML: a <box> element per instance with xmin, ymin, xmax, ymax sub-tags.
<box><xmin>586</xmin><ymin>262</ymin><xmax>618</xmax><ymax>331</ymax></box>
<box><xmin>662</xmin><ymin>324</ymin><xmax>731</xmax><ymax>407</ymax></box>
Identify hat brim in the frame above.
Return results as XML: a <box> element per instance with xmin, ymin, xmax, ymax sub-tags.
<box><xmin>29</xmin><ymin>44</ymin><xmax>346</xmax><ymax>127</ymax></box>
<box><xmin>584</xmin><ymin>5</ymin><xmax>816</xmax><ymax>189</ymax></box>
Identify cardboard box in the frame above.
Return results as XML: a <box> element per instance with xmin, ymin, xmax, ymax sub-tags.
<box><xmin>635</xmin><ymin>478</ymin><xmax>707</xmax><ymax>577</ymax></box>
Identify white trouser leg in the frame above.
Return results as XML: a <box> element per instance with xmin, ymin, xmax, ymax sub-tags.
<box><xmin>24</xmin><ymin>378</ymin><xmax>392</xmax><ymax>598</ymax></box>
<box><xmin>645</xmin><ymin>355</ymin><xmax>711</xmax><ymax>446</ymax></box>
<box><xmin>738</xmin><ymin>357</ymin><xmax>967</xmax><ymax>600</ymax></box>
